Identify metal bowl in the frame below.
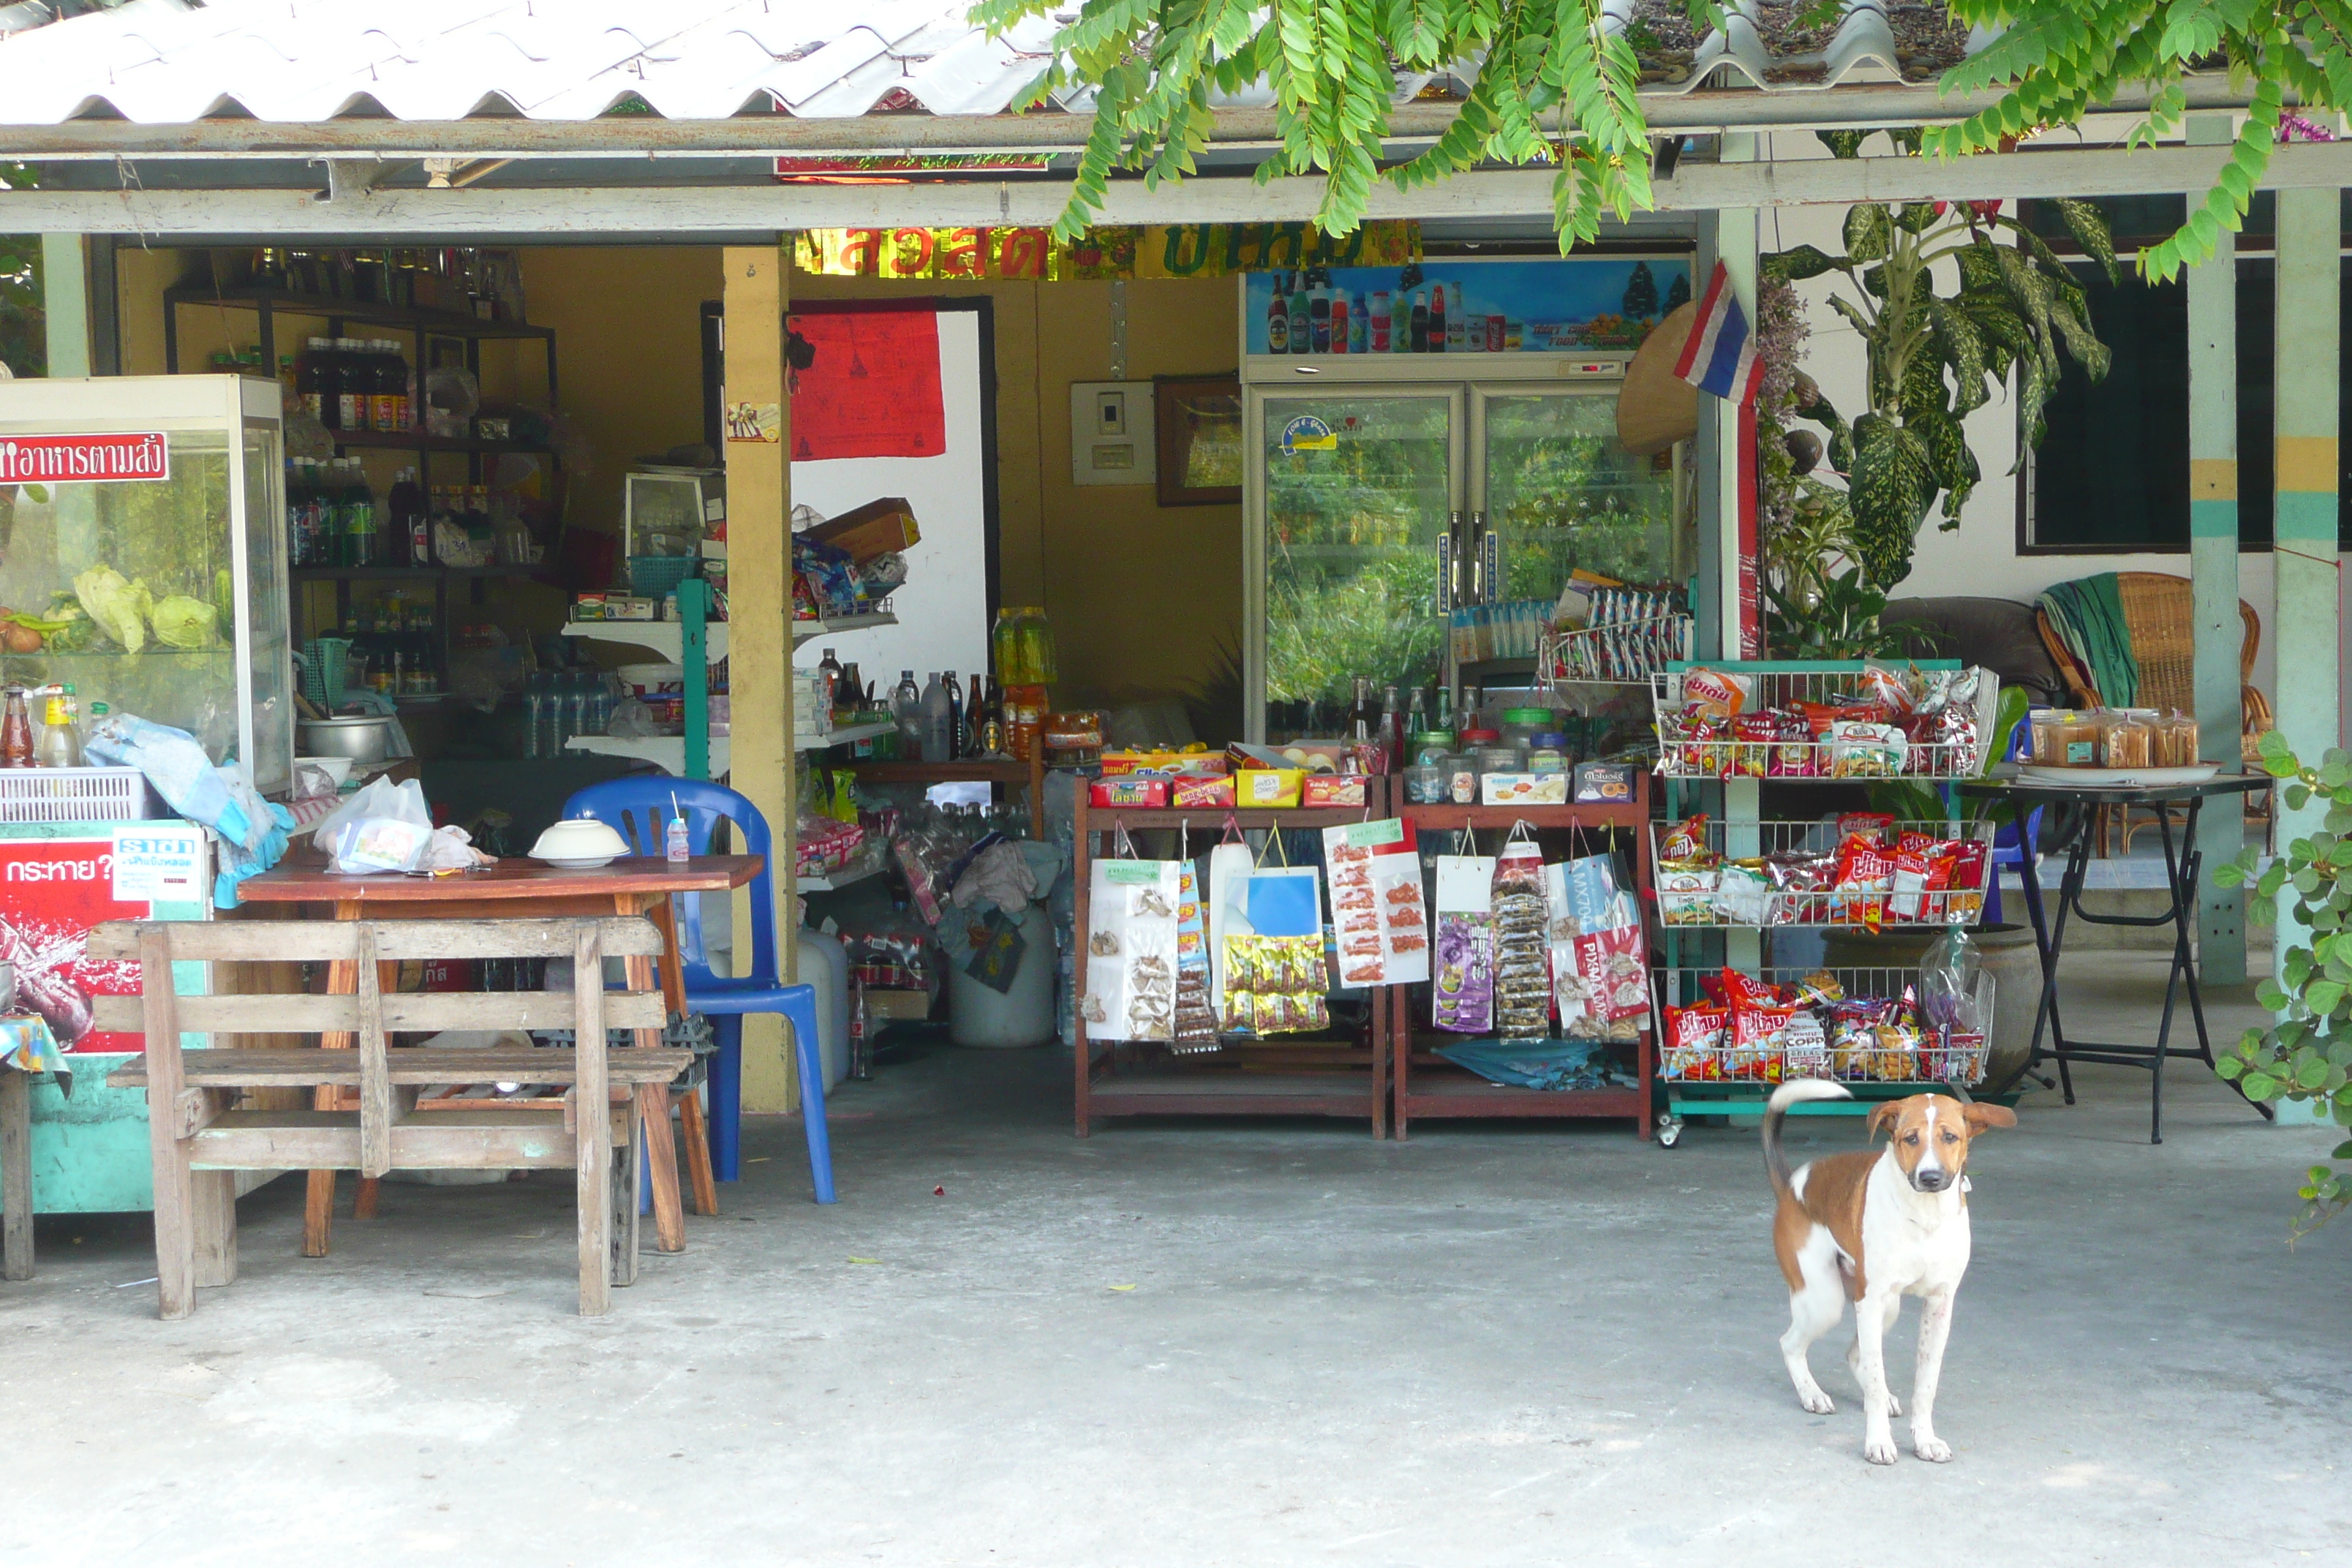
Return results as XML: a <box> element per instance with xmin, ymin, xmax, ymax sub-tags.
<box><xmin>298</xmin><ymin>715</ymin><xmax>397</xmax><ymax>765</ymax></box>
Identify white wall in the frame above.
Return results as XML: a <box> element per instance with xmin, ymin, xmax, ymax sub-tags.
<box><xmin>1757</xmin><ymin>140</ymin><xmax>2278</xmax><ymax>704</ymax></box>
<box><xmin>788</xmin><ymin>310</ymin><xmax>991</xmax><ymax>693</ymax></box>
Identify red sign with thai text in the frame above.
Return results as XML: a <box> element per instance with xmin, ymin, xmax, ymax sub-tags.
<box><xmin>0</xmin><ymin>839</ymin><xmax>153</xmax><ymax>1052</ymax></box>
<box><xmin>0</xmin><ymin>431</ymin><xmax>170</xmax><ymax>484</ymax></box>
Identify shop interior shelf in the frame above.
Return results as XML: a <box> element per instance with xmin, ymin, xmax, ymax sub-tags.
<box><xmin>560</xmin><ymin>611</ymin><xmax>898</xmax><ymax>663</ymax></box>
<box><xmin>561</xmin><ymin>717</ymin><xmax>897</xmax><ymax>774</ymax></box>
<box><xmin>164</xmin><ymin>284</ymin><xmax>557</xmax><ymax>341</ymax></box>
<box><xmin>328</xmin><ymin>430</ymin><xmax>556</xmax><ymax>456</ymax></box>
<box><xmin>800</xmin><ymin>859</ymin><xmax>883</xmax><ymax>894</ymax></box>
<box><xmin>292</xmin><ymin>563</ymin><xmax>554</xmax><ymax>583</ymax></box>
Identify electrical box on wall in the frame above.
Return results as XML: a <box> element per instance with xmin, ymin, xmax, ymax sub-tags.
<box><xmin>1070</xmin><ymin>381</ymin><xmax>1157</xmax><ymax>486</ymax></box>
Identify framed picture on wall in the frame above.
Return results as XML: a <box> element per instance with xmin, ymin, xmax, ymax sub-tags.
<box><xmin>1154</xmin><ymin>374</ymin><xmax>1244</xmax><ymax>506</ymax></box>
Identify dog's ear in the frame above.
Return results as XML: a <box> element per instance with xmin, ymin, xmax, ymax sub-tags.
<box><xmin>1962</xmin><ymin>1101</ymin><xmax>2018</xmax><ymax>1134</ymax></box>
<box><xmin>1868</xmin><ymin>1100</ymin><xmax>1906</xmax><ymax>1142</ymax></box>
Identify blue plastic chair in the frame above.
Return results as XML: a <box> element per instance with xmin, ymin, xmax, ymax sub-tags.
<box><xmin>559</xmin><ymin>778</ymin><xmax>837</xmax><ymax>1205</ymax></box>
<box><xmin>1983</xmin><ymin>715</ymin><xmax>2046</xmax><ymax>935</ymax></box>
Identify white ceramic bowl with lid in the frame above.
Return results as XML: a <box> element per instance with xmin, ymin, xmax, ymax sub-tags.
<box><xmin>529</xmin><ymin>816</ymin><xmax>631</xmax><ymax>869</ymax></box>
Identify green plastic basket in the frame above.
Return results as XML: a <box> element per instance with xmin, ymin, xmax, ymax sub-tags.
<box><xmin>627</xmin><ymin>555</ymin><xmax>696</xmax><ymax>600</ymax></box>
<box><xmin>300</xmin><ymin>638</ymin><xmax>352</xmax><ymax>706</ymax></box>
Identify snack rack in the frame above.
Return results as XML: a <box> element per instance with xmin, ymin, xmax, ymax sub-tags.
<box><xmin>1651</xmin><ymin>663</ymin><xmax>1997</xmax><ymax>781</ymax></box>
<box><xmin>1651</xmin><ymin>818</ymin><xmax>1996</xmax><ymax>929</ymax></box>
<box><xmin>1656</xmin><ymin>964</ymin><xmax>1992</xmax><ymax>1122</ymax></box>
<box><xmin>1648</xmin><ymin>659</ymin><xmax>1998</xmax><ymax>1145</ymax></box>
<box><xmin>1072</xmin><ymin>792</ymin><xmax>1393</xmax><ymax>1138</ymax></box>
<box><xmin>1388</xmin><ymin>777</ymin><xmax>1656</xmax><ymax>1139</ymax></box>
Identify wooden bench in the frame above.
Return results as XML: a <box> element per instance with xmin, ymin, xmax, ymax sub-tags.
<box><xmin>94</xmin><ymin>916</ymin><xmax>693</xmax><ymax>1318</ymax></box>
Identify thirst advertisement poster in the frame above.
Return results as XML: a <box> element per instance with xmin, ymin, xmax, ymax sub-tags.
<box><xmin>0</xmin><ymin>837</ymin><xmax>168</xmax><ymax>1053</ymax></box>
<box><xmin>1244</xmin><ymin>255</ymin><xmax>1692</xmax><ymax>357</ymax></box>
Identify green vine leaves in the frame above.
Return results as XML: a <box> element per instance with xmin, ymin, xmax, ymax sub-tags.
<box><xmin>2212</xmin><ymin>734</ymin><xmax>2352</xmax><ymax>1233</ymax></box>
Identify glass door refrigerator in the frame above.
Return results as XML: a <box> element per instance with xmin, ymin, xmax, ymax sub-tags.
<box><xmin>1241</xmin><ymin>255</ymin><xmax>1692</xmax><ymax>742</ymax></box>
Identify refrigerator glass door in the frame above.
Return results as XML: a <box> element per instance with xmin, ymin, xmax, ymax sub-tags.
<box><xmin>1475</xmin><ymin>391</ymin><xmax>1679</xmax><ymax>605</ymax></box>
<box><xmin>1256</xmin><ymin>393</ymin><xmax>1457</xmax><ymax>739</ymax></box>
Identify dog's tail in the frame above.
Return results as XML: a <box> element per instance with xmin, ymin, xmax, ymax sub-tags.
<box><xmin>1763</xmin><ymin>1079</ymin><xmax>1852</xmax><ymax>1193</ymax></box>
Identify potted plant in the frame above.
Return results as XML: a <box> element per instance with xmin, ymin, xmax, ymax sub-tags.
<box><xmin>1759</xmin><ymin>132</ymin><xmax>2117</xmax><ymax>592</ymax></box>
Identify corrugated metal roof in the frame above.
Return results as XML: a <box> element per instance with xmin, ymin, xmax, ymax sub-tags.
<box><xmin>0</xmin><ymin>0</ymin><xmax>1994</xmax><ymax>127</ymax></box>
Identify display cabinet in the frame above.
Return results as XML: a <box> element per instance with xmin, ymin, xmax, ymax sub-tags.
<box><xmin>0</xmin><ymin>375</ymin><xmax>293</xmax><ymax>794</ymax></box>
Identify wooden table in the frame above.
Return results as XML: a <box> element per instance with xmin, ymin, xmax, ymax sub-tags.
<box><xmin>238</xmin><ymin>852</ymin><xmax>764</xmax><ymax>1254</ymax></box>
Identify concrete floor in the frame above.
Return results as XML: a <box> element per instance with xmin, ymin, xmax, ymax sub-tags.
<box><xmin>4</xmin><ymin>950</ymin><xmax>2351</xmax><ymax>1567</ymax></box>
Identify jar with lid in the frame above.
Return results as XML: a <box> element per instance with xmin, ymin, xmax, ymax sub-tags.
<box><xmin>1444</xmin><ymin>753</ymin><xmax>1479</xmax><ymax>803</ymax></box>
<box><xmin>1409</xmin><ymin>730</ymin><xmax>1455</xmax><ymax>766</ymax></box>
<box><xmin>1475</xmin><ymin>742</ymin><xmax>1528</xmax><ymax>778</ymax></box>
<box><xmin>1527</xmin><ymin>731</ymin><xmax>1569</xmax><ymax>775</ymax></box>
<box><xmin>1403</xmin><ymin>763</ymin><xmax>1447</xmax><ymax>804</ymax></box>
<box><xmin>1499</xmin><ymin>706</ymin><xmax>1555</xmax><ymax>752</ymax></box>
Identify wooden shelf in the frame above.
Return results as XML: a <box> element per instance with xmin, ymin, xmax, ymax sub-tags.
<box><xmin>165</xmin><ymin>284</ymin><xmax>554</xmax><ymax>340</ymax></box>
<box><xmin>329</xmin><ymin>430</ymin><xmax>554</xmax><ymax>456</ymax></box>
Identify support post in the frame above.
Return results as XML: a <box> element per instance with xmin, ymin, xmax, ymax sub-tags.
<box><xmin>722</xmin><ymin>241</ymin><xmax>797</xmax><ymax>1115</ymax></box>
<box><xmin>2270</xmin><ymin>186</ymin><xmax>2342</xmax><ymax>1125</ymax></box>
<box><xmin>39</xmin><ymin>233</ymin><xmax>88</xmax><ymax>377</ymax></box>
<box><xmin>2186</xmin><ymin>114</ymin><xmax>2245</xmax><ymax>984</ymax></box>
<box><xmin>1702</xmin><ymin>135</ymin><xmax>1759</xmax><ymax>660</ymax></box>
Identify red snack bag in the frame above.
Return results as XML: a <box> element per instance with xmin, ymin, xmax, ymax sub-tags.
<box><xmin>1793</xmin><ymin>699</ymin><xmax>1845</xmax><ymax>739</ymax></box>
<box><xmin>1661</xmin><ymin>813</ymin><xmax>1712</xmax><ymax>863</ymax></box>
<box><xmin>1663</xmin><ymin>1002</ymin><xmax>1728</xmax><ymax>1081</ymax></box>
<box><xmin>1895</xmin><ymin>829</ymin><xmax>1942</xmax><ymax>858</ymax></box>
<box><xmin>1676</xmin><ymin>715</ymin><xmax>1730</xmax><ymax>777</ymax></box>
<box><xmin>1858</xmin><ymin>663</ymin><xmax>1917</xmax><ymax>715</ymax></box>
<box><xmin>1833</xmin><ymin>842</ymin><xmax>1895</xmax><ymax>929</ymax></box>
<box><xmin>1732</xmin><ymin>712</ymin><xmax>1777</xmax><ymax>778</ymax></box>
<box><xmin>1731</xmin><ymin>1000</ymin><xmax>1795</xmax><ymax>1082</ymax></box>
<box><xmin>1718</xmin><ymin>968</ymin><xmax>1786</xmax><ymax>1008</ymax></box>
<box><xmin>1679</xmin><ymin>666</ymin><xmax>1752</xmax><ymax>720</ymax></box>
<box><xmin>1836</xmin><ymin>812</ymin><xmax>1897</xmax><ymax>844</ymax></box>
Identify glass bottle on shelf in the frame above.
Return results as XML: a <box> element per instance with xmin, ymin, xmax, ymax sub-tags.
<box><xmin>890</xmin><ymin>670</ymin><xmax>922</xmax><ymax>751</ymax></box>
<box><xmin>919</xmin><ymin>673</ymin><xmax>951</xmax><ymax>764</ymax></box>
<box><xmin>1</xmin><ymin>688</ymin><xmax>34</xmax><ymax>769</ymax></box>
<box><xmin>945</xmin><ymin>672</ymin><xmax>965</xmax><ymax>761</ymax></box>
<box><xmin>35</xmin><ymin>689</ymin><xmax>80</xmax><ymax>769</ymax></box>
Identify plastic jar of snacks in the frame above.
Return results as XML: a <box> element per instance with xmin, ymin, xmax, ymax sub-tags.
<box><xmin>1527</xmin><ymin>731</ymin><xmax>1569</xmax><ymax>774</ymax></box>
<box><xmin>1404</xmin><ymin>763</ymin><xmax>1447</xmax><ymax>803</ymax></box>
<box><xmin>1410</xmin><ymin>730</ymin><xmax>1456</xmax><ymax>766</ymax></box>
<box><xmin>1499</xmin><ymin>706</ymin><xmax>1555</xmax><ymax>752</ymax></box>
<box><xmin>1444</xmin><ymin>753</ymin><xmax>1480</xmax><ymax>803</ymax></box>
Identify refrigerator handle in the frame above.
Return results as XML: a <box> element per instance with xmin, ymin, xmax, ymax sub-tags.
<box><xmin>1439</xmin><ymin>509</ymin><xmax>1463</xmax><ymax>614</ymax></box>
<box><xmin>1469</xmin><ymin>509</ymin><xmax>1490</xmax><ymax>605</ymax></box>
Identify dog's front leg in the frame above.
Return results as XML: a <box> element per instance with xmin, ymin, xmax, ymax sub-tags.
<box><xmin>1853</xmin><ymin>1289</ymin><xmax>1899</xmax><ymax>1465</ymax></box>
<box><xmin>1910</xmin><ymin>1289</ymin><xmax>1956</xmax><ymax>1462</ymax></box>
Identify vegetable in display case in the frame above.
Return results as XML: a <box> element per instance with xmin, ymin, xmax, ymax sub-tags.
<box><xmin>0</xmin><ymin>376</ymin><xmax>292</xmax><ymax>795</ymax></box>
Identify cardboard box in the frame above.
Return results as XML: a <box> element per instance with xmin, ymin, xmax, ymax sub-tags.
<box><xmin>1235</xmin><ymin>768</ymin><xmax>1304</xmax><ymax>808</ymax></box>
<box><xmin>802</xmin><ymin>496</ymin><xmax>921</xmax><ymax>563</ymax></box>
<box><xmin>1090</xmin><ymin>777</ymin><xmax>1169</xmax><ymax>809</ymax></box>
<box><xmin>863</xmin><ymin>987</ymin><xmax>932</xmax><ymax>1022</ymax></box>
<box><xmin>1301</xmin><ymin>774</ymin><xmax>1371</xmax><ymax>808</ymax></box>
<box><xmin>1480</xmin><ymin>772</ymin><xmax>1569</xmax><ymax>806</ymax></box>
<box><xmin>1170</xmin><ymin>774</ymin><xmax>1235</xmax><ymax>809</ymax></box>
<box><xmin>1102</xmin><ymin>748</ymin><xmax>1226</xmax><ymax>777</ymax></box>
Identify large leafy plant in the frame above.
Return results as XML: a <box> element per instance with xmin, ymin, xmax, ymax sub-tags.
<box><xmin>0</xmin><ymin>163</ymin><xmax>39</xmax><ymax>378</ymax></box>
<box><xmin>2212</xmin><ymin>734</ymin><xmax>2352</xmax><ymax>1234</ymax></box>
<box><xmin>1763</xmin><ymin>146</ymin><xmax>2117</xmax><ymax>589</ymax></box>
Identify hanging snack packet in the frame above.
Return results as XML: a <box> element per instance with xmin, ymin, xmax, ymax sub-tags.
<box><xmin>1662</xmin><ymin>1002</ymin><xmax>1727</xmax><ymax>1080</ymax></box>
<box><xmin>1491</xmin><ymin>832</ymin><xmax>1553</xmax><ymax>1039</ymax></box>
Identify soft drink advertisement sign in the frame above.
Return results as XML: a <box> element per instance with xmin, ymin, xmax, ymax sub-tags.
<box><xmin>0</xmin><ymin>838</ymin><xmax>159</xmax><ymax>1052</ymax></box>
<box><xmin>0</xmin><ymin>431</ymin><xmax>170</xmax><ymax>484</ymax></box>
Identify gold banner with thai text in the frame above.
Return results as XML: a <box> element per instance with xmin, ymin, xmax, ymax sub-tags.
<box><xmin>791</xmin><ymin>222</ymin><xmax>1420</xmax><ymax>282</ymax></box>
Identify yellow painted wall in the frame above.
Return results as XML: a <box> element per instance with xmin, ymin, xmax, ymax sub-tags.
<box><xmin>111</xmin><ymin>246</ymin><xmax>1243</xmax><ymax>722</ymax></box>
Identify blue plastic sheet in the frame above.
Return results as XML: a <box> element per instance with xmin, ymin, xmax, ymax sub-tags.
<box><xmin>1433</xmin><ymin>1037</ymin><xmax>1633</xmax><ymax>1092</ymax></box>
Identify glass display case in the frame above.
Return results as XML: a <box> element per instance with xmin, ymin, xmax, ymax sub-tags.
<box><xmin>0</xmin><ymin>375</ymin><xmax>292</xmax><ymax>794</ymax></box>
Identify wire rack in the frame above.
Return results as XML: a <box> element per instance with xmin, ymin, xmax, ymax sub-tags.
<box><xmin>1648</xmin><ymin>663</ymin><xmax>1994</xmax><ymax>781</ymax></box>
<box><xmin>1651</xmin><ymin>818</ymin><xmax>1994</xmax><ymax>928</ymax></box>
<box><xmin>1656</xmin><ymin>964</ymin><xmax>1990</xmax><ymax>1087</ymax></box>
<box><xmin>1542</xmin><ymin>613</ymin><xmax>1692</xmax><ymax>688</ymax></box>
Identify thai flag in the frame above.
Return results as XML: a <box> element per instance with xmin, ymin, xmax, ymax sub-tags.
<box><xmin>1673</xmin><ymin>263</ymin><xmax>1764</xmax><ymax>405</ymax></box>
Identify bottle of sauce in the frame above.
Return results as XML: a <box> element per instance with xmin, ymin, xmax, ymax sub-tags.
<box><xmin>1428</xmin><ymin>285</ymin><xmax>1448</xmax><ymax>353</ymax></box>
<box><xmin>944</xmin><ymin>672</ymin><xmax>966</xmax><ymax>760</ymax></box>
<box><xmin>388</xmin><ymin>466</ymin><xmax>426</xmax><ymax>567</ymax></box>
<box><xmin>342</xmin><ymin>459</ymin><xmax>380</xmax><ymax>568</ymax></box>
<box><xmin>297</xmin><ymin>337</ymin><xmax>335</xmax><ymax>426</ymax></box>
<box><xmin>35</xmin><ymin>689</ymin><xmax>81</xmax><ymax>769</ymax></box>
<box><xmin>1</xmin><ymin>688</ymin><xmax>34</xmax><ymax>768</ymax></box>
<box><xmin>336</xmin><ymin>339</ymin><xmax>367</xmax><ymax>431</ymax></box>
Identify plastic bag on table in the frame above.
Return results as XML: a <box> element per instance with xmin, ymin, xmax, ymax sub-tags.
<box><xmin>306</xmin><ymin>773</ymin><xmax>431</xmax><ymax>852</ymax></box>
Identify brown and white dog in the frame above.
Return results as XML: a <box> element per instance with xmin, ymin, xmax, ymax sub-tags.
<box><xmin>1763</xmin><ymin>1079</ymin><xmax>2016</xmax><ymax>1465</ymax></box>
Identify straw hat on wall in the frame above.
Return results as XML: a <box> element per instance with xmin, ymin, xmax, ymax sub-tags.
<box><xmin>1617</xmin><ymin>301</ymin><xmax>1699</xmax><ymax>456</ymax></box>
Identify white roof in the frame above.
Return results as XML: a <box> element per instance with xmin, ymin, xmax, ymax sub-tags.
<box><xmin>0</xmin><ymin>0</ymin><xmax>2004</xmax><ymax>128</ymax></box>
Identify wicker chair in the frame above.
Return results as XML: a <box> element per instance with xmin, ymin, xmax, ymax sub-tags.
<box><xmin>2033</xmin><ymin>570</ymin><xmax>2274</xmax><ymax>853</ymax></box>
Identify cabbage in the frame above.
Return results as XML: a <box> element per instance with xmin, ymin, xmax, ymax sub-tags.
<box><xmin>151</xmin><ymin>595</ymin><xmax>216</xmax><ymax>650</ymax></box>
<box><xmin>73</xmin><ymin>567</ymin><xmax>151</xmax><ymax>652</ymax></box>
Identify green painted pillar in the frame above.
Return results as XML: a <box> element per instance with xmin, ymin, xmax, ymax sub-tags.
<box><xmin>2186</xmin><ymin>116</ymin><xmax>2246</xmax><ymax>984</ymax></box>
<box><xmin>39</xmin><ymin>234</ymin><xmax>88</xmax><ymax>377</ymax></box>
<box><xmin>2270</xmin><ymin>186</ymin><xmax>2342</xmax><ymax>1126</ymax></box>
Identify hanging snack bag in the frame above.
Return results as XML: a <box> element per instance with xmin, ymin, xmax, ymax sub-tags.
<box><xmin>1432</xmin><ymin>848</ymin><xmax>1497</xmax><ymax>1034</ymax></box>
<box><xmin>1662</xmin><ymin>1001</ymin><xmax>1727</xmax><ymax>1080</ymax></box>
<box><xmin>1678</xmin><ymin>666</ymin><xmax>1752</xmax><ymax>720</ymax></box>
<box><xmin>1083</xmin><ymin>851</ymin><xmax>1183</xmax><ymax>1041</ymax></box>
<box><xmin>1172</xmin><ymin>862</ymin><xmax>1220</xmax><ymax>1049</ymax></box>
<box><xmin>1490</xmin><ymin>829</ymin><xmax>1553</xmax><ymax>1039</ymax></box>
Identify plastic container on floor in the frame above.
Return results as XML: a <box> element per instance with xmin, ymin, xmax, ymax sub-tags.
<box><xmin>948</xmin><ymin>903</ymin><xmax>1056</xmax><ymax>1048</ymax></box>
<box><xmin>796</xmin><ymin>927</ymin><xmax>851</xmax><ymax>1090</ymax></box>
